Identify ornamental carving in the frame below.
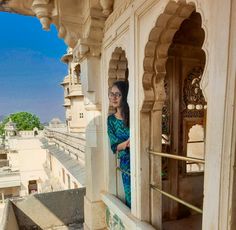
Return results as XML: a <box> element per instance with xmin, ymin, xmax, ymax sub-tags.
<box><xmin>100</xmin><ymin>0</ymin><xmax>114</xmax><ymax>16</ymax></box>
<box><xmin>106</xmin><ymin>207</ymin><xmax>125</xmax><ymax>230</ymax></box>
<box><xmin>31</xmin><ymin>0</ymin><xmax>53</xmax><ymax>31</ymax></box>
<box><xmin>162</xmin><ymin>77</ymin><xmax>170</xmax><ymax>137</ymax></box>
<box><xmin>104</xmin><ymin>0</ymin><xmax>134</xmax><ymax>32</ymax></box>
<box><xmin>183</xmin><ymin>67</ymin><xmax>206</xmax><ymax>117</ymax></box>
<box><xmin>162</xmin><ymin>77</ymin><xmax>170</xmax><ymax>180</ymax></box>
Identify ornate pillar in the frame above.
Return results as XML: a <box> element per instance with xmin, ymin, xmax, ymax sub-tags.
<box><xmin>74</xmin><ymin>42</ymin><xmax>106</xmax><ymax>229</ymax></box>
<box><xmin>150</xmin><ymin>101</ymin><xmax>163</xmax><ymax>229</ymax></box>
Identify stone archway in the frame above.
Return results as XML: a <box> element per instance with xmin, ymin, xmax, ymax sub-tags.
<box><xmin>142</xmin><ymin>1</ymin><xmax>207</xmax><ymax>111</ymax></box>
<box><xmin>140</xmin><ymin>1</ymin><xmax>208</xmax><ymax>228</ymax></box>
<box><xmin>107</xmin><ymin>47</ymin><xmax>129</xmax><ymax>203</ymax></box>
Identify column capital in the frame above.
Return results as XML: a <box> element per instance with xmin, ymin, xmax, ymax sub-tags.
<box><xmin>73</xmin><ymin>39</ymin><xmax>102</xmax><ymax>62</ymax></box>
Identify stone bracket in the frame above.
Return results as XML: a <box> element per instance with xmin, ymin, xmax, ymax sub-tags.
<box><xmin>31</xmin><ymin>0</ymin><xmax>53</xmax><ymax>31</ymax></box>
<box><xmin>73</xmin><ymin>39</ymin><xmax>102</xmax><ymax>62</ymax></box>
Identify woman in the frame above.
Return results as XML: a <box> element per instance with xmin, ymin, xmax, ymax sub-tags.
<box><xmin>107</xmin><ymin>81</ymin><xmax>131</xmax><ymax>208</ymax></box>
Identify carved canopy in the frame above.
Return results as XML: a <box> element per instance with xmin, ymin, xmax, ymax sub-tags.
<box><xmin>0</xmin><ymin>0</ymin><xmax>115</xmax><ymax>56</ymax></box>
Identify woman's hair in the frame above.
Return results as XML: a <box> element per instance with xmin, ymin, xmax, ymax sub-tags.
<box><xmin>112</xmin><ymin>81</ymin><xmax>129</xmax><ymax>127</ymax></box>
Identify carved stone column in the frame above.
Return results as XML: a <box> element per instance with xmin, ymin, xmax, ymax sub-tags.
<box><xmin>76</xmin><ymin>46</ymin><xmax>106</xmax><ymax>229</ymax></box>
<box><xmin>150</xmin><ymin>101</ymin><xmax>164</xmax><ymax>229</ymax></box>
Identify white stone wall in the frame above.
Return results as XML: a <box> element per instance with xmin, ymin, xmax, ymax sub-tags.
<box><xmin>1</xmin><ymin>0</ymin><xmax>235</xmax><ymax>229</ymax></box>
<box><xmin>70</xmin><ymin>97</ymin><xmax>86</xmax><ymax>133</ymax></box>
<box><xmin>100</xmin><ymin>0</ymin><xmax>236</xmax><ymax>229</ymax></box>
<box><xmin>7</xmin><ymin>138</ymin><xmax>48</xmax><ymax>196</ymax></box>
<box><xmin>48</xmin><ymin>153</ymin><xmax>83</xmax><ymax>190</ymax></box>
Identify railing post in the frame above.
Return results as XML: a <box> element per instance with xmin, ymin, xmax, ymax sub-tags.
<box><xmin>150</xmin><ymin>102</ymin><xmax>163</xmax><ymax>229</ymax></box>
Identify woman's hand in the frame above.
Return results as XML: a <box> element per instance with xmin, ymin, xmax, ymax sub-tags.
<box><xmin>126</xmin><ymin>139</ymin><xmax>130</xmax><ymax>147</ymax></box>
<box><xmin>117</xmin><ymin>139</ymin><xmax>130</xmax><ymax>151</ymax></box>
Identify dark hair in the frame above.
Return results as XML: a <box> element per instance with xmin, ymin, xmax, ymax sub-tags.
<box><xmin>112</xmin><ymin>81</ymin><xmax>129</xmax><ymax>127</ymax></box>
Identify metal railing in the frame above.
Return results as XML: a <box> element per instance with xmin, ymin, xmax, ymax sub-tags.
<box><xmin>148</xmin><ymin>149</ymin><xmax>204</xmax><ymax>214</ymax></box>
<box><xmin>149</xmin><ymin>150</ymin><xmax>205</xmax><ymax>163</ymax></box>
<box><xmin>116</xmin><ymin>167</ymin><xmax>130</xmax><ymax>176</ymax></box>
<box><xmin>115</xmin><ymin>154</ymin><xmax>130</xmax><ymax>200</ymax></box>
<box><xmin>150</xmin><ymin>184</ymin><xmax>203</xmax><ymax>213</ymax></box>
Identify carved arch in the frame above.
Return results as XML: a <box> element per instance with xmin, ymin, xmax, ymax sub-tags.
<box><xmin>139</xmin><ymin>1</ymin><xmax>208</xmax><ymax>226</ymax></box>
<box><xmin>107</xmin><ymin>47</ymin><xmax>129</xmax><ymax>113</ymax></box>
<box><xmin>142</xmin><ymin>0</ymin><xmax>208</xmax><ymax>112</ymax></box>
<box><xmin>108</xmin><ymin>47</ymin><xmax>129</xmax><ymax>87</ymax></box>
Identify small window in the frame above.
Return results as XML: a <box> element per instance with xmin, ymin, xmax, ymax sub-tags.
<box><xmin>74</xmin><ymin>64</ymin><xmax>81</xmax><ymax>84</ymax></box>
<box><xmin>28</xmin><ymin>180</ymin><xmax>37</xmax><ymax>194</ymax></box>
<box><xmin>186</xmin><ymin>124</ymin><xmax>205</xmax><ymax>173</ymax></box>
<box><xmin>79</xmin><ymin>113</ymin><xmax>83</xmax><ymax>118</ymax></box>
<box><xmin>49</xmin><ymin>155</ymin><xmax>52</xmax><ymax>171</ymax></box>
<box><xmin>67</xmin><ymin>174</ymin><xmax>71</xmax><ymax>189</ymax></box>
<box><xmin>62</xmin><ymin>168</ymin><xmax>65</xmax><ymax>183</ymax></box>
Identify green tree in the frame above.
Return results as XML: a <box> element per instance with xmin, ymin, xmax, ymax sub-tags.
<box><xmin>0</xmin><ymin>122</ymin><xmax>5</xmax><ymax>136</ymax></box>
<box><xmin>0</xmin><ymin>112</ymin><xmax>43</xmax><ymax>136</ymax></box>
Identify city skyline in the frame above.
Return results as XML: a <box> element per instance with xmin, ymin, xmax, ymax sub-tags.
<box><xmin>0</xmin><ymin>12</ymin><xmax>67</xmax><ymax>122</ymax></box>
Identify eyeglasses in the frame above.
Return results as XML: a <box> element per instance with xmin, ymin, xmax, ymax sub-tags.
<box><xmin>108</xmin><ymin>92</ymin><xmax>122</xmax><ymax>99</ymax></box>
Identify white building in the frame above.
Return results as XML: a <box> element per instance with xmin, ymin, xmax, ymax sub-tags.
<box><xmin>61</xmin><ymin>49</ymin><xmax>86</xmax><ymax>133</ymax></box>
<box><xmin>0</xmin><ymin>0</ymin><xmax>235</xmax><ymax>229</ymax></box>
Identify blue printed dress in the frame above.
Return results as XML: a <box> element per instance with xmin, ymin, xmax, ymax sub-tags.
<box><xmin>107</xmin><ymin>114</ymin><xmax>131</xmax><ymax>208</ymax></box>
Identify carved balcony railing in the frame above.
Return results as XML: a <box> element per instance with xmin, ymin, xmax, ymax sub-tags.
<box><xmin>0</xmin><ymin>171</ymin><xmax>21</xmax><ymax>189</ymax></box>
<box><xmin>67</xmin><ymin>84</ymin><xmax>83</xmax><ymax>98</ymax></box>
<box><xmin>43</xmin><ymin>127</ymin><xmax>86</xmax><ymax>164</ymax></box>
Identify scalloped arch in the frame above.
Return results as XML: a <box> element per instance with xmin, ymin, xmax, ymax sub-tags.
<box><xmin>142</xmin><ymin>0</ymin><xmax>207</xmax><ymax>112</ymax></box>
<box><xmin>108</xmin><ymin>47</ymin><xmax>129</xmax><ymax>88</ymax></box>
<box><xmin>108</xmin><ymin>47</ymin><xmax>129</xmax><ymax>113</ymax></box>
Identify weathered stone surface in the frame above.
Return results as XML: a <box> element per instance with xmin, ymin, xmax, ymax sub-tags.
<box><xmin>2</xmin><ymin>188</ymin><xmax>86</xmax><ymax>230</ymax></box>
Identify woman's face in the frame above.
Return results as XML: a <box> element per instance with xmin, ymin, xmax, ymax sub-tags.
<box><xmin>109</xmin><ymin>85</ymin><xmax>122</xmax><ymax>109</ymax></box>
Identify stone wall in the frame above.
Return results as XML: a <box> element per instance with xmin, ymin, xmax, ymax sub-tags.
<box><xmin>2</xmin><ymin>188</ymin><xmax>85</xmax><ymax>230</ymax></box>
<box><xmin>1</xmin><ymin>199</ymin><xmax>19</xmax><ymax>230</ymax></box>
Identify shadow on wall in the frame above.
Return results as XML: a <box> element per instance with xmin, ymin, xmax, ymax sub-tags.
<box><xmin>2</xmin><ymin>188</ymin><xmax>86</xmax><ymax>230</ymax></box>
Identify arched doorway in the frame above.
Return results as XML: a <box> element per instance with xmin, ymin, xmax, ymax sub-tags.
<box><xmin>28</xmin><ymin>180</ymin><xmax>38</xmax><ymax>194</ymax></box>
<box><xmin>141</xmin><ymin>1</ymin><xmax>207</xmax><ymax>229</ymax></box>
<box><xmin>107</xmin><ymin>47</ymin><xmax>129</xmax><ymax>205</ymax></box>
<box><xmin>162</xmin><ymin>10</ymin><xmax>206</xmax><ymax>226</ymax></box>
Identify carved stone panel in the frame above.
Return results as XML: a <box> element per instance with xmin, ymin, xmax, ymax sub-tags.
<box><xmin>183</xmin><ymin>66</ymin><xmax>206</xmax><ymax>118</ymax></box>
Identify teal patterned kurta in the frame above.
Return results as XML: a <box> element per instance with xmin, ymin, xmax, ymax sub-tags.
<box><xmin>107</xmin><ymin>114</ymin><xmax>131</xmax><ymax>208</ymax></box>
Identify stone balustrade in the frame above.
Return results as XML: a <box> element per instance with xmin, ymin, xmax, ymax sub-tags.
<box><xmin>43</xmin><ymin>127</ymin><xmax>86</xmax><ymax>163</ymax></box>
<box><xmin>0</xmin><ymin>171</ymin><xmax>21</xmax><ymax>189</ymax></box>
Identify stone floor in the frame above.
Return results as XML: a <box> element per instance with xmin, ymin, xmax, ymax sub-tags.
<box><xmin>163</xmin><ymin>214</ymin><xmax>202</xmax><ymax>230</ymax></box>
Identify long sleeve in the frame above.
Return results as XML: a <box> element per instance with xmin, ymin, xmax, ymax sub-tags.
<box><xmin>107</xmin><ymin>116</ymin><xmax>121</xmax><ymax>154</ymax></box>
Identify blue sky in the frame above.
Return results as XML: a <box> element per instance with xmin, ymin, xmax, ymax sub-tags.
<box><xmin>0</xmin><ymin>12</ymin><xmax>67</xmax><ymax>122</ymax></box>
